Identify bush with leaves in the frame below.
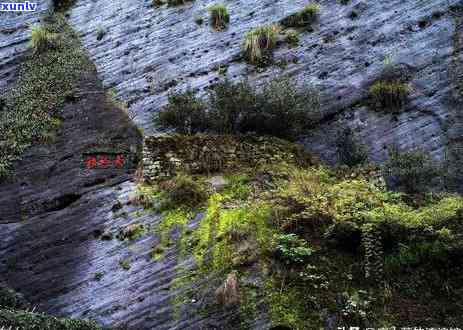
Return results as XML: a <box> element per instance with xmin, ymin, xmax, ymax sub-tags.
<box><xmin>256</xmin><ymin>78</ymin><xmax>321</xmax><ymax>139</ymax></box>
<box><xmin>243</xmin><ymin>25</ymin><xmax>279</xmax><ymax>66</ymax></box>
<box><xmin>154</xmin><ymin>90</ymin><xmax>207</xmax><ymax>134</ymax></box>
<box><xmin>206</xmin><ymin>79</ymin><xmax>258</xmax><ymax>134</ymax></box>
<box><xmin>383</xmin><ymin>146</ymin><xmax>441</xmax><ymax>194</ymax></box>
<box><xmin>155</xmin><ymin>77</ymin><xmax>321</xmax><ymax>140</ymax></box>
<box><xmin>167</xmin><ymin>0</ymin><xmax>193</xmax><ymax>6</ymax></box>
<box><xmin>335</xmin><ymin>127</ymin><xmax>368</xmax><ymax>167</ymax></box>
<box><xmin>273</xmin><ymin>233</ymin><xmax>314</xmax><ymax>264</ymax></box>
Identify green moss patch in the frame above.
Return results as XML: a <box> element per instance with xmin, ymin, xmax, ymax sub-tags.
<box><xmin>157</xmin><ymin>159</ymin><xmax>463</xmax><ymax>327</ymax></box>
<box><xmin>0</xmin><ymin>308</ymin><xmax>102</xmax><ymax>330</ymax></box>
<box><xmin>0</xmin><ymin>14</ymin><xmax>93</xmax><ymax>179</ymax></box>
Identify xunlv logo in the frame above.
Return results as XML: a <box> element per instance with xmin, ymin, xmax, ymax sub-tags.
<box><xmin>0</xmin><ymin>1</ymin><xmax>37</xmax><ymax>11</ymax></box>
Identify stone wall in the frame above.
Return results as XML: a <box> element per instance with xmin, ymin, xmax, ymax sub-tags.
<box><xmin>142</xmin><ymin>134</ymin><xmax>316</xmax><ymax>182</ymax></box>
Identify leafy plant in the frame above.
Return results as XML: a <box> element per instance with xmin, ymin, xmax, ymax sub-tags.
<box><xmin>340</xmin><ymin>290</ymin><xmax>375</xmax><ymax>326</ymax></box>
<box><xmin>274</xmin><ymin>233</ymin><xmax>314</xmax><ymax>264</ymax></box>
<box><xmin>281</xmin><ymin>4</ymin><xmax>320</xmax><ymax>28</ymax></box>
<box><xmin>383</xmin><ymin>146</ymin><xmax>441</xmax><ymax>194</ymax></box>
<box><xmin>284</xmin><ymin>29</ymin><xmax>299</xmax><ymax>47</ymax></box>
<box><xmin>243</xmin><ymin>25</ymin><xmax>279</xmax><ymax>65</ymax></box>
<box><xmin>52</xmin><ymin>0</ymin><xmax>75</xmax><ymax>11</ymax></box>
<box><xmin>335</xmin><ymin>127</ymin><xmax>368</xmax><ymax>167</ymax></box>
<box><xmin>154</xmin><ymin>89</ymin><xmax>206</xmax><ymax>134</ymax></box>
<box><xmin>208</xmin><ymin>4</ymin><xmax>230</xmax><ymax>30</ymax></box>
<box><xmin>119</xmin><ymin>259</ymin><xmax>131</xmax><ymax>270</ymax></box>
<box><xmin>369</xmin><ymin>80</ymin><xmax>409</xmax><ymax>111</ymax></box>
<box><xmin>155</xmin><ymin>77</ymin><xmax>321</xmax><ymax>140</ymax></box>
<box><xmin>96</xmin><ymin>26</ymin><xmax>106</xmax><ymax>41</ymax></box>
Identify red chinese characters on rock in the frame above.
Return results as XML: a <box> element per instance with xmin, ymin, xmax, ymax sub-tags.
<box><xmin>85</xmin><ymin>155</ymin><xmax>98</xmax><ymax>169</ymax></box>
<box><xmin>83</xmin><ymin>154</ymin><xmax>127</xmax><ymax>169</ymax></box>
<box><xmin>113</xmin><ymin>154</ymin><xmax>125</xmax><ymax>168</ymax></box>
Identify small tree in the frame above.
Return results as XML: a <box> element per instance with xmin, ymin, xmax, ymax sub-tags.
<box><xmin>383</xmin><ymin>146</ymin><xmax>441</xmax><ymax>194</ymax></box>
<box><xmin>208</xmin><ymin>4</ymin><xmax>230</xmax><ymax>30</ymax></box>
<box><xmin>257</xmin><ymin>77</ymin><xmax>321</xmax><ymax>139</ymax></box>
<box><xmin>335</xmin><ymin>127</ymin><xmax>368</xmax><ymax>167</ymax></box>
<box><xmin>154</xmin><ymin>90</ymin><xmax>206</xmax><ymax>134</ymax></box>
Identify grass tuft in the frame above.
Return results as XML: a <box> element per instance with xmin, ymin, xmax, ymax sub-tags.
<box><xmin>281</xmin><ymin>3</ymin><xmax>320</xmax><ymax>28</ymax></box>
<box><xmin>243</xmin><ymin>25</ymin><xmax>279</xmax><ymax>65</ymax></box>
<box><xmin>208</xmin><ymin>4</ymin><xmax>230</xmax><ymax>30</ymax></box>
<box><xmin>30</xmin><ymin>26</ymin><xmax>57</xmax><ymax>53</ymax></box>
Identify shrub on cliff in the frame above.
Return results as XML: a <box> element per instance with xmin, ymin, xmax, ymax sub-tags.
<box><xmin>370</xmin><ymin>58</ymin><xmax>410</xmax><ymax>112</ymax></box>
<box><xmin>273</xmin><ymin>233</ymin><xmax>314</xmax><ymax>264</ymax></box>
<box><xmin>208</xmin><ymin>4</ymin><xmax>230</xmax><ymax>30</ymax></box>
<box><xmin>243</xmin><ymin>25</ymin><xmax>279</xmax><ymax>66</ymax></box>
<box><xmin>335</xmin><ymin>127</ymin><xmax>368</xmax><ymax>167</ymax></box>
<box><xmin>280</xmin><ymin>4</ymin><xmax>320</xmax><ymax>28</ymax></box>
<box><xmin>154</xmin><ymin>90</ymin><xmax>207</xmax><ymax>134</ymax></box>
<box><xmin>257</xmin><ymin>78</ymin><xmax>321</xmax><ymax>139</ymax></box>
<box><xmin>383</xmin><ymin>147</ymin><xmax>441</xmax><ymax>194</ymax></box>
<box><xmin>155</xmin><ymin>77</ymin><xmax>321</xmax><ymax>140</ymax></box>
<box><xmin>369</xmin><ymin>80</ymin><xmax>409</xmax><ymax>111</ymax></box>
<box><xmin>207</xmin><ymin>79</ymin><xmax>258</xmax><ymax>134</ymax></box>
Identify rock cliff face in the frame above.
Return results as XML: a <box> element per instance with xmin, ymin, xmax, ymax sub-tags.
<box><xmin>66</xmin><ymin>0</ymin><xmax>462</xmax><ymax>164</ymax></box>
<box><xmin>0</xmin><ymin>0</ymin><xmax>462</xmax><ymax>329</ymax></box>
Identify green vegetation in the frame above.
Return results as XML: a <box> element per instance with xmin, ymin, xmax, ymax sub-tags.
<box><xmin>155</xmin><ymin>90</ymin><xmax>206</xmax><ymax>135</ymax></box>
<box><xmin>383</xmin><ymin>146</ymin><xmax>441</xmax><ymax>194</ymax></box>
<box><xmin>280</xmin><ymin>4</ymin><xmax>320</xmax><ymax>28</ymax></box>
<box><xmin>30</xmin><ymin>26</ymin><xmax>57</xmax><ymax>53</ymax></box>
<box><xmin>119</xmin><ymin>222</ymin><xmax>146</xmax><ymax>241</ymax></box>
<box><xmin>194</xmin><ymin>14</ymin><xmax>204</xmax><ymax>25</ymax></box>
<box><xmin>208</xmin><ymin>4</ymin><xmax>230</xmax><ymax>30</ymax></box>
<box><xmin>273</xmin><ymin>233</ymin><xmax>314</xmax><ymax>264</ymax></box>
<box><xmin>96</xmin><ymin>26</ymin><xmax>106</xmax><ymax>41</ymax></box>
<box><xmin>0</xmin><ymin>309</ymin><xmax>103</xmax><ymax>330</ymax></box>
<box><xmin>94</xmin><ymin>272</ymin><xmax>104</xmax><ymax>281</ymax></box>
<box><xmin>161</xmin><ymin>174</ymin><xmax>208</xmax><ymax>209</ymax></box>
<box><xmin>369</xmin><ymin>80</ymin><xmax>409</xmax><ymax>111</ymax></box>
<box><xmin>243</xmin><ymin>25</ymin><xmax>279</xmax><ymax>65</ymax></box>
<box><xmin>335</xmin><ymin>127</ymin><xmax>368</xmax><ymax>167</ymax></box>
<box><xmin>0</xmin><ymin>14</ymin><xmax>92</xmax><ymax>180</ymax></box>
<box><xmin>154</xmin><ymin>77</ymin><xmax>321</xmax><ymax>140</ymax></box>
<box><xmin>119</xmin><ymin>259</ymin><xmax>131</xmax><ymax>270</ymax></box>
<box><xmin>370</xmin><ymin>58</ymin><xmax>410</xmax><ymax>112</ymax></box>
<box><xmin>284</xmin><ymin>29</ymin><xmax>299</xmax><ymax>47</ymax></box>
<box><xmin>137</xmin><ymin>154</ymin><xmax>463</xmax><ymax>327</ymax></box>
